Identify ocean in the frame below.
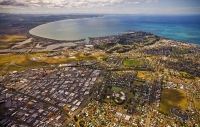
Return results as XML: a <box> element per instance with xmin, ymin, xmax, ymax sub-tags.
<box><xmin>29</xmin><ymin>14</ymin><xmax>200</xmax><ymax>45</ymax></box>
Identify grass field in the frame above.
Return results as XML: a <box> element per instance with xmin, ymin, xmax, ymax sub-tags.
<box><xmin>159</xmin><ymin>89</ymin><xmax>188</xmax><ymax>115</ymax></box>
<box><xmin>123</xmin><ymin>59</ymin><xmax>142</xmax><ymax>66</ymax></box>
<box><xmin>0</xmin><ymin>54</ymin><xmax>19</xmax><ymax>70</ymax></box>
<box><xmin>0</xmin><ymin>35</ymin><xmax>27</xmax><ymax>49</ymax></box>
<box><xmin>0</xmin><ymin>35</ymin><xmax>27</xmax><ymax>43</ymax></box>
<box><xmin>44</xmin><ymin>57</ymin><xmax>67</xmax><ymax>64</ymax></box>
<box><xmin>32</xmin><ymin>55</ymin><xmax>68</xmax><ymax>64</ymax></box>
<box><xmin>111</xmin><ymin>86</ymin><xmax>121</xmax><ymax>92</ymax></box>
<box><xmin>30</xmin><ymin>54</ymin><xmax>81</xmax><ymax>64</ymax></box>
<box><xmin>74</xmin><ymin>53</ymin><xmax>96</xmax><ymax>61</ymax></box>
<box><xmin>28</xmin><ymin>52</ymin><xmax>49</xmax><ymax>57</ymax></box>
<box><xmin>133</xmin><ymin>81</ymin><xmax>144</xmax><ymax>85</ymax></box>
<box><xmin>0</xmin><ymin>53</ymin><xmax>48</xmax><ymax>74</ymax></box>
<box><xmin>28</xmin><ymin>52</ymin><xmax>70</xmax><ymax>64</ymax></box>
<box><xmin>6</xmin><ymin>65</ymin><xmax>25</xmax><ymax>72</ymax></box>
<box><xmin>137</xmin><ymin>71</ymin><xmax>152</xmax><ymax>80</ymax></box>
<box><xmin>0</xmin><ymin>43</ymin><xmax>12</xmax><ymax>49</ymax></box>
<box><xmin>16</xmin><ymin>54</ymin><xmax>47</xmax><ymax>68</ymax></box>
<box><xmin>194</xmin><ymin>99</ymin><xmax>200</xmax><ymax>109</ymax></box>
<box><xmin>0</xmin><ymin>52</ymin><xmax>98</xmax><ymax>74</ymax></box>
<box><xmin>96</xmin><ymin>54</ymin><xmax>108</xmax><ymax>60</ymax></box>
<box><xmin>173</xmin><ymin>49</ymin><xmax>189</xmax><ymax>54</ymax></box>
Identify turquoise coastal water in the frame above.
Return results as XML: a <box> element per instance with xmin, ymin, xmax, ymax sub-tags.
<box><xmin>29</xmin><ymin>15</ymin><xmax>200</xmax><ymax>45</ymax></box>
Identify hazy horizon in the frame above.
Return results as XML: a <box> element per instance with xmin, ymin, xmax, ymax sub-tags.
<box><xmin>0</xmin><ymin>0</ymin><xmax>200</xmax><ymax>15</ymax></box>
<box><xmin>1</xmin><ymin>12</ymin><xmax>200</xmax><ymax>16</ymax></box>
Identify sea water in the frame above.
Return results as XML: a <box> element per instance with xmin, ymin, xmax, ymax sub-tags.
<box><xmin>29</xmin><ymin>14</ymin><xmax>200</xmax><ymax>45</ymax></box>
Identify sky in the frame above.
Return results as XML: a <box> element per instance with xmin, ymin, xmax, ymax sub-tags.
<box><xmin>0</xmin><ymin>0</ymin><xmax>200</xmax><ymax>14</ymax></box>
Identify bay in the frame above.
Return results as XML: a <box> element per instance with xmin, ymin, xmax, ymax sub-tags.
<box><xmin>29</xmin><ymin>15</ymin><xmax>200</xmax><ymax>45</ymax></box>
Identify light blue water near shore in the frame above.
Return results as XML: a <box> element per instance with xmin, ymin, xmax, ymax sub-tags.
<box><xmin>29</xmin><ymin>15</ymin><xmax>200</xmax><ymax>45</ymax></box>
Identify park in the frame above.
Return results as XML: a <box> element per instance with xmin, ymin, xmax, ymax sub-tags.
<box><xmin>159</xmin><ymin>89</ymin><xmax>188</xmax><ymax>115</ymax></box>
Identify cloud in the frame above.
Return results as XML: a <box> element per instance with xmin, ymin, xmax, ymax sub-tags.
<box><xmin>146</xmin><ymin>0</ymin><xmax>158</xmax><ymax>3</ymax></box>
<box><xmin>0</xmin><ymin>0</ymin><xmax>142</xmax><ymax>8</ymax></box>
<box><xmin>0</xmin><ymin>0</ymin><xmax>27</xmax><ymax>6</ymax></box>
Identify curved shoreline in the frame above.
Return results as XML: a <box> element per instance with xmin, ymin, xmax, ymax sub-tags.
<box><xmin>28</xmin><ymin>15</ymin><xmax>200</xmax><ymax>45</ymax></box>
<box><xmin>28</xmin><ymin>33</ymin><xmax>86</xmax><ymax>43</ymax></box>
<box><xmin>29</xmin><ymin>15</ymin><xmax>104</xmax><ymax>42</ymax></box>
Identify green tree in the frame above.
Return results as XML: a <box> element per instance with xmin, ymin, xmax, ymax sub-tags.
<box><xmin>74</xmin><ymin>115</ymin><xmax>78</xmax><ymax>122</ymax></box>
<box><xmin>79</xmin><ymin>120</ymin><xmax>85</xmax><ymax>127</ymax></box>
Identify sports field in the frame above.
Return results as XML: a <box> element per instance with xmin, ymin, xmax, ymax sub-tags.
<box><xmin>123</xmin><ymin>59</ymin><xmax>142</xmax><ymax>66</ymax></box>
